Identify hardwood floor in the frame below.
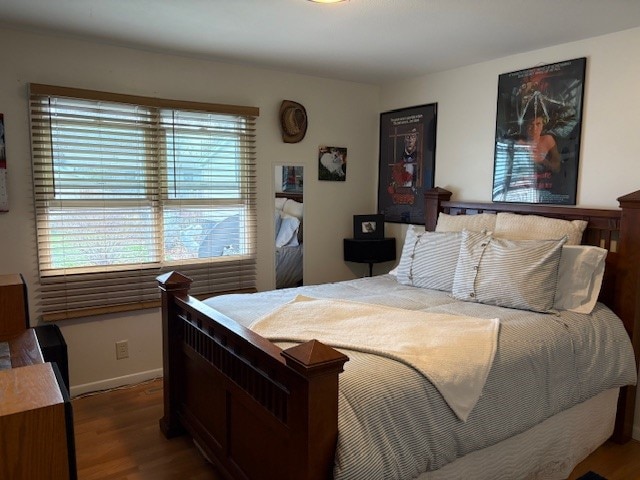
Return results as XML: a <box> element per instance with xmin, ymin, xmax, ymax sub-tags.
<box><xmin>568</xmin><ymin>439</ymin><xmax>640</xmax><ymax>480</ymax></box>
<box><xmin>73</xmin><ymin>378</ymin><xmax>221</xmax><ymax>480</ymax></box>
<box><xmin>73</xmin><ymin>378</ymin><xmax>640</xmax><ymax>479</ymax></box>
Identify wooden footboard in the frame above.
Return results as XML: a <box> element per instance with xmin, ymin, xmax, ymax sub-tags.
<box><xmin>157</xmin><ymin>272</ymin><xmax>348</xmax><ymax>480</ymax></box>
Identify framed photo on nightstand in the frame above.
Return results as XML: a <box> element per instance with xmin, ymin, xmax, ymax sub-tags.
<box><xmin>353</xmin><ymin>214</ymin><xmax>384</xmax><ymax>239</ymax></box>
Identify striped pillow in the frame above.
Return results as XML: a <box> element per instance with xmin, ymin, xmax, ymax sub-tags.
<box><xmin>396</xmin><ymin>227</ymin><xmax>463</xmax><ymax>292</ymax></box>
<box><xmin>452</xmin><ymin>231</ymin><xmax>566</xmax><ymax>312</ymax></box>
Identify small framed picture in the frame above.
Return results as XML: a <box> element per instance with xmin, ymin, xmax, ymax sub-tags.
<box><xmin>353</xmin><ymin>214</ymin><xmax>384</xmax><ymax>239</ymax></box>
<box><xmin>318</xmin><ymin>146</ymin><xmax>347</xmax><ymax>181</ymax></box>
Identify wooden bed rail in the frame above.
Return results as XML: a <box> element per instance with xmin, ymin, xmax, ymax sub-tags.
<box><xmin>425</xmin><ymin>187</ymin><xmax>640</xmax><ymax>443</ymax></box>
<box><xmin>157</xmin><ymin>271</ymin><xmax>348</xmax><ymax>480</ymax></box>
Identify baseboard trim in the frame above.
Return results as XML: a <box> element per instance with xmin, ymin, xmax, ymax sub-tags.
<box><xmin>70</xmin><ymin>368</ymin><xmax>163</xmax><ymax>397</ymax></box>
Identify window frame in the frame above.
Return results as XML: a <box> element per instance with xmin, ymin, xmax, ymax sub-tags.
<box><xmin>29</xmin><ymin>84</ymin><xmax>259</xmax><ymax>321</ymax></box>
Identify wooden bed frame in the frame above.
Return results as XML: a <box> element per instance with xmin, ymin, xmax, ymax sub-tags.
<box><xmin>276</xmin><ymin>191</ymin><xmax>303</xmax><ymax>203</ymax></box>
<box><xmin>157</xmin><ymin>188</ymin><xmax>640</xmax><ymax>480</ymax></box>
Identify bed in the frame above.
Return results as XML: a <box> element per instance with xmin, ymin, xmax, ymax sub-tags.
<box><xmin>275</xmin><ymin>192</ymin><xmax>304</xmax><ymax>289</ymax></box>
<box><xmin>157</xmin><ymin>187</ymin><xmax>640</xmax><ymax>480</ymax></box>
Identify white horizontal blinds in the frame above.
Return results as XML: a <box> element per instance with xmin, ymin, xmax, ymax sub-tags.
<box><xmin>29</xmin><ymin>84</ymin><xmax>258</xmax><ymax>320</ymax></box>
<box><xmin>31</xmin><ymin>96</ymin><xmax>160</xmax><ymax>272</ymax></box>
<box><xmin>159</xmin><ymin>108</ymin><xmax>257</xmax><ymax>297</ymax></box>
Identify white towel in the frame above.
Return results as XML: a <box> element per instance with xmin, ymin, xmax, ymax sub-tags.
<box><xmin>251</xmin><ymin>295</ymin><xmax>499</xmax><ymax>421</ymax></box>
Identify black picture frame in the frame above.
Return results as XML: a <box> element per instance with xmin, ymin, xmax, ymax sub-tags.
<box><xmin>353</xmin><ymin>214</ymin><xmax>384</xmax><ymax>239</ymax></box>
<box><xmin>318</xmin><ymin>146</ymin><xmax>347</xmax><ymax>181</ymax></box>
<box><xmin>492</xmin><ymin>57</ymin><xmax>586</xmax><ymax>205</ymax></box>
<box><xmin>377</xmin><ymin>103</ymin><xmax>437</xmax><ymax>224</ymax></box>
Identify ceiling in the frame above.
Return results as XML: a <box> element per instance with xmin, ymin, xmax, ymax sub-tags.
<box><xmin>1</xmin><ymin>0</ymin><xmax>640</xmax><ymax>85</ymax></box>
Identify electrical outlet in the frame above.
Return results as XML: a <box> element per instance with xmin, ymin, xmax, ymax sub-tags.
<box><xmin>116</xmin><ymin>340</ymin><xmax>129</xmax><ymax>360</ymax></box>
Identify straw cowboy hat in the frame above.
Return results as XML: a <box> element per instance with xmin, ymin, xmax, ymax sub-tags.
<box><xmin>279</xmin><ymin>100</ymin><xmax>308</xmax><ymax>143</ymax></box>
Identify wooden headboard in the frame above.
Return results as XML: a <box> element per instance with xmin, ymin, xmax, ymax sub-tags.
<box><xmin>424</xmin><ymin>187</ymin><xmax>640</xmax><ymax>442</ymax></box>
<box><xmin>276</xmin><ymin>191</ymin><xmax>303</xmax><ymax>203</ymax></box>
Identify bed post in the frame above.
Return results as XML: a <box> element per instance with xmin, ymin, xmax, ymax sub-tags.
<box><xmin>281</xmin><ymin>340</ymin><xmax>349</xmax><ymax>480</ymax></box>
<box><xmin>613</xmin><ymin>190</ymin><xmax>640</xmax><ymax>443</ymax></box>
<box><xmin>157</xmin><ymin>271</ymin><xmax>192</xmax><ymax>438</ymax></box>
<box><xmin>424</xmin><ymin>187</ymin><xmax>452</xmax><ymax>231</ymax></box>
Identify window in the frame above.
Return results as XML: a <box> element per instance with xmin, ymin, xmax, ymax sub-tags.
<box><xmin>29</xmin><ymin>84</ymin><xmax>258</xmax><ymax>321</ymax></box>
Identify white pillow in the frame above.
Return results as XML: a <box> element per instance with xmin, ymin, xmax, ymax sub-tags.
<box><xmin>554</xmin><ymin>245</ymin><xmax>607</xmax><ymax>314</ymax></box>
<box><xmin>275</xmin><ymin>197</ymin><xmax>287</xmax><ymax>211</ymax></box>
<box><xmin>493</xmin><ymin>212</ymin><xmax>587</xmax><ymax>245</ymax></box>
<box><xmin>282</xmin><ymin>199</ymin><xmax>304</xmax><ymax>219</ymax></box>
<box><xmin>452</xmin><ymin>231</ymin><xmax>566</xmax><ymax>313</ymax></box>
<box><xmin>395</xmin><ymin>226</ymin><xmax>463</xmax><ymax>292</ymax></box>
<box><xmin>435</xmin><ymin>212</ymin><xmax>496</xmax><ymax>233</ymax></box>
<box><xmin>275</xmin><ymin>214</ymin><xmax>300</xmax><ymax>248</ymax></box>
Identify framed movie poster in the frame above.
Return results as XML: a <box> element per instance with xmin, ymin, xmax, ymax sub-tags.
<box><xmin>492</xmin><ymin>57</ymin><xmax>586</xmax><ymax>205</ymax></box>
<box><xmin>377</xmin><ymin>103</ymin><xmax>437</xmax><ymax>224</ymax></box>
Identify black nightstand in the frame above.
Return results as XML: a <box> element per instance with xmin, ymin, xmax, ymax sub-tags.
<box><xmin>343</xmin><ymin>237</ymin><xmax>396</xmax><ymax>277</ymax></box>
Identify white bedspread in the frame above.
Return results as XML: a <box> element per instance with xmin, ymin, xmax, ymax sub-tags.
<box><xmin>251</xmin><ymin>295</ymin><xmax>499</xmax><ymax>421</ymax></box>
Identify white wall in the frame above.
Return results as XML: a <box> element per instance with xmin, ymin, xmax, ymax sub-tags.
<box><xmin>0</xmin><ymin>27</ymin><xmax>379</xmax><ymax>394</ymax></box>
<box><xmin>380</xmin><ymin>27</ymin><xmax>640</xmax><ymax>440</ymax></box>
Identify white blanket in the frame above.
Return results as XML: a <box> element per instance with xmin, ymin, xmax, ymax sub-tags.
<box><xmin>250</xmin><ymin>295</ymin><xmax>500</xmax><ymax>421</ymax></box>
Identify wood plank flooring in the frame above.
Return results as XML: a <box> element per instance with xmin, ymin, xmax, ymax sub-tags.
<box><xmin>73</xmin><ymin>378</ymin><xmax>220</xmax><ymax>480</ymax></box>
<box><xmin>72</xmin><ymin>378</ymin><xmax>640</xmax><ymax>479</ymax></box>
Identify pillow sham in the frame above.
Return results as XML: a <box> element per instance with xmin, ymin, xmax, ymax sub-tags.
<box><xmin>275</xmin><ymin>214</ymin><xmax>300</xmax><ymax>248</ymax></box>
<box><xmin>388</xmin><ymin>225</ymin><xmax>426</xmax><ymax>277</ymax></box>
<box><xmin>389</xmin><ymin>226</ymin><xmax>416</xmax><ymax>277</ymax></box>
<box><xmin>493</xmin><ymin>212</ymin><xmax>587</xmax><ymax>245</ymax></box>
<box><xmin>452</xmin><ymin>231</ymin><xmax>566</xmax><ymax>313</ymax></box>
<box><xmin>395</xmin><ymin>226</ymin><xmax>463</xmax><ymax>292</ymax></box>
<box><xmin>554</xmin><ymin>245</ymin><xmax>607</xmax><ymax>314</ymax></box>
<box><xmin>435</xmin><ymin>212</ymin><xmax>496</xmax><ymax>233</ymax></box>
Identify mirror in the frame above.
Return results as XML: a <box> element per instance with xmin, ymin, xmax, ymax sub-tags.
<box><xmin>274</xmin><ymin>165</ymin><xmax>303</xmax><ymax>289</ymax></box>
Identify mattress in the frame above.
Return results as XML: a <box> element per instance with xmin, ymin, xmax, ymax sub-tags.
<box><xmin>423</xmin><ymin>387</ymin><xmax>619</xmax><ymax>480</ymax></box>
<box><xmin>203</xmin><ymin>275</ymin><xmax>637</xmax><ymax>480</ymax></box>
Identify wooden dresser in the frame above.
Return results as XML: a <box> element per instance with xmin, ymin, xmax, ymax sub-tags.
<box><xmin>0</xmin><ymin>274</ymin><xmax>77</xmax><ymax>480</ymax></box>
<box><xmin>0</xmin><ymin>273</ymin><xmax>29</xmax><ymax>340</ymax></box>
<box><xmin>0</xmin><ymin>362</ymin><xmax>75</xmax><ymax>479</ymax></box>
